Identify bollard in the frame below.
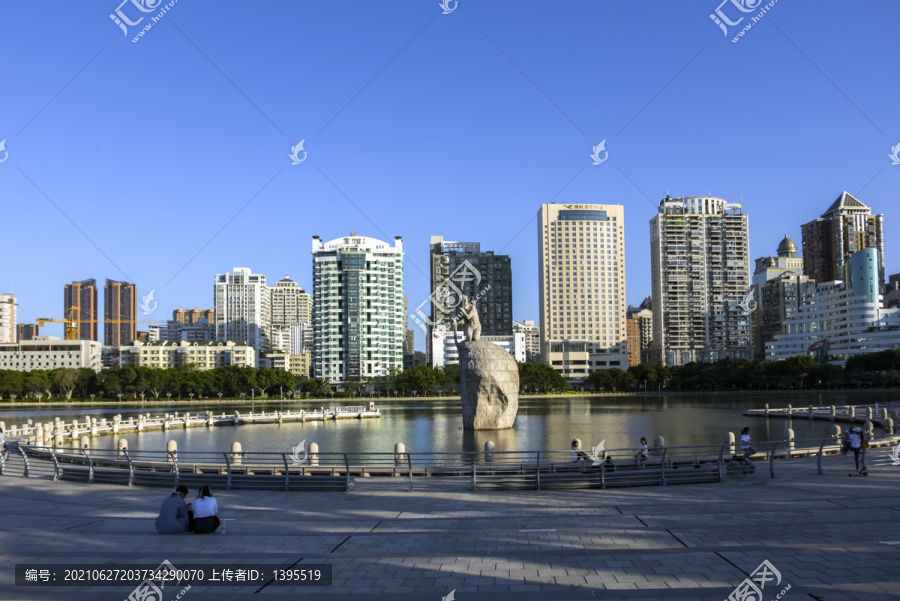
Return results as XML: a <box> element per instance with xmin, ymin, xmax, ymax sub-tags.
<box><xmin>831</xmin><ymin>424</ymin><xmax>842</xmax><ymax>439</ymax></box>
<box><xmin>277</xmin><ymin>411</ymin><xmax>283</xmax><ymax>425</ymax></box>
<box><xmin>10</xmin><ymin>425</ymin><xmax>17</xmax><ymax>436</ymax></box>
<box><xmin>163</xmin><ymin>418</ymin><xmax>170</xmax><ymax>430</ymax></box>
<box><xmin>485</xmin><ymin>440</ymin><xmax>495</xmax><ymax>463</ymax></box>
<box><xmin>71</xmin><ymin>420</ymin><xmax>79</xmax><ymax>439</ymax></box>
<box><xmin>80</xmin><ymin>435</ymin><xmax>90</xmax><ymax>449</ymax></box>
<box><xmin>167</xmin><ymin>440</ymin><xmax>177</xmax><ymax>457</ymax></box>
<box><xmin>300</xmin><ymin>410</ymin><xmax>305</xmax><ymax>423</ymax></box>
<box><xmin>90</xmin><ymin>418</ymin><xmax>98</xmax><ymax>437</ymax></box>
<box><xmin>233</xmin><ymin>411</ymin><xmax>240</xmax><ymax>425</ymax></box>
<box><xmin>849</xmin><ymin>405</ymin><xmax>856</xmax><ymax>422</ymax></box>
<box><xmin>112</xmin><ymin>419</ymin><xmax>119</xmax><ymax>434</ymax></box>
<box><xmin>764</xmin><ymin>403</ymin><xmax>769</xmax><ymax>417</ymax></box>
<box><xmin>866</xmin><ymin>407</ymin><xmax>873</xmax><ymax>420</ymax></box>
<box><xmin>137</xmin><ymin>415</ymin><xmax>144</xmax><ymax>432</ymax></box>
<box><xmin>879</xmin><ymin>408</ymin><xmax>888</xmax><ymax>421</ymax></box>
<box><xmin>183</xmin><ymin>413</ymin><xmax>190</xmax><ymax>428</ymax></box>
<box><xmin>54</xmin><ymin>416</ymin><xmax>61</xmax><ymax>429</ymax></box>
<box><xmin>368</xmin><ymin>401</ymin><xmax>375</xmax><ymax>412</ymax></box>
<box><xmin>54</xmin><ymin>433</ymin><xmax>63</xmax><ymax>447</ymax></box>
<box><xmin>884</xmin><ymin>417</ymin><xmax>894</xmax><ymax>435</ymax></box>
<box><xmin>785</xmin><ymin>428</ymin><xmax>795</xmax><ymax>451</ymax></box>
<box><xmin>308</xmin><ymin>442</ymin><xmax>319</xmax><ymax>466</ymax></box>
<box><xmin>726</xmin><ymin>432</ymin><xmax>736</xmax><ymax>456</ymax></box>
<box><xmin>207</xmin><ymin>411</ymin><xmax>214</xmax><ymax>427</ymax></box>
<box><xmin>808</xmin><ymin>405</ymin><xmax>814</xmax><ymax>419</ymax></box>
<box><xmin>863</xmin><ymin>420</ymin><xmax>874</xmax><ymax>437</ymax></box>
<box><xmin>100</xmin><ymin>418</ymin><xmax>107</xmax><ymax>427</ymax></box>
<box><xmin>35</xmin><ymin>427</ymin><xmax>44</xmax><ymax>447</ymax></box>
<box><xmin>654</xmin><ymin>435</ymin><xmax>665</xmax><ymax>451</ymax></box>
<box><xmin>830</xmin><ymin>405</ymin><xmax>836</xmax><ymax>419</ymax></box>
<box><xmin>117</xmin><ymin>438</ymin><xmax>128</xmax><ymax>456</ymax></box>
<box><xmin>394</xmin><ymin>442</ymin><xmax>406</xmax><ymax>466</ymax></box>
<box><xmin>786</xmin><ymin>404</ymin><xmax>792</xmax><ymax>416</ymax></box>
<box><xmin>231</xmin><ymin>441</ymin><xmax>243</xmax><ymax>464</ymax></box>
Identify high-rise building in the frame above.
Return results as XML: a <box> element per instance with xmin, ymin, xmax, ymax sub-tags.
<box><xmin>64</xmin><ymin>279</ymin><xmax>98</xmax><ymax>341</ymax></box>
<box><xmin>625</xmin><ymin>302</ymin><xmax>653</xmax><ymax>367</ymax></box>
<box><xmin>312</xmin><ymin>233</ymin><xmax>405</xmax><ymax>384</ymax></box>
<box><xmin>0</xmin><ymin>294</ymin><xmax>16</xmax><ymax>344</ymax></box>
<box><xmin>17</xmin><ymin>323</ymin><xmax>39</xmax><ymax>341</ymax></box>
<box><xmin>760</xmin><ymin>272</ymin><xmax>817</xmax><ymax>356</ymax></box>
<box><xmin>649</xmin><ymin>196</ymin><xmax>751</xmax><ymax>366</ymax></box>
<box><xmin>751</xmin><ymin>235</ymin><xmax>806</xmax><ymax>358</ymax></box>
<box><xmin>512</xmin><ymin>319</ymin><xmax>540</xmax><ymax>362</ymax></box>
<box><xmin>214</xmin><ymin>267</ymin><xmax>270</xmax><ymax>356</ymax></box>
<box><xmin>421</xmin><ymin>236</ymin><xmax>513</xmax><ymax>363</ymax></box>
<box><xmin>538</xmin><ymin>203</ymin><xmax>628</xmax><ymax>381</ymax></box>
<box><xmin>885</xmin><ymin>273</ymin><xmax>900</xmax><ymax>309</ymax></box>
<box><xmin>269</xmin><ymin>276</ymin><xmax>312</xmax><ymax>353</ymax></box>
<box><xmin>173</xmin><ymin>308</ymin><xmax>215</xmax><ymax>325</ymax></box>
<box><xmin>801</xmin><ymin>191</ymin><xmax>885</xmax><ymax>292</ymax></box>
<box><xmin>104</xmin><ymin>279</ymin><xmax>137</xmax><ymax>347</ymax></box>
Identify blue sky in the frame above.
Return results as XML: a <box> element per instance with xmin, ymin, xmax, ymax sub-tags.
<box><xmin>1</xmin><ymin>1</ymin><xmax>897</xmax><ymax>351</ymax></box>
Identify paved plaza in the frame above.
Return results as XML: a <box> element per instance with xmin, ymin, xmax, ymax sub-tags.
<box><xmin>1</xmin><ymin>448</ymin><xmax>899</xmax><ymax>601</ymax></box>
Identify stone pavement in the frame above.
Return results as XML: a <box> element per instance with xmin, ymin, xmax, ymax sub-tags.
<box><xmin>1</xmin><ymin>448</ymin><xmax>899</xmax><ymax>601</ymax></box>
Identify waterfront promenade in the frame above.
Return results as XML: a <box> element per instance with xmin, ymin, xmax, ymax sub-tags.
<box><xmin>1</xmin><ymin>448</ymin><xmax>898</xmax><ymax>600</ymax></box>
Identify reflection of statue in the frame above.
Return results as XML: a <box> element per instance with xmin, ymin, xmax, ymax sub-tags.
<box><xmin>453</xmin><ymin>295</ymin><xmax>481</xmax><ymax>343</ymax></box>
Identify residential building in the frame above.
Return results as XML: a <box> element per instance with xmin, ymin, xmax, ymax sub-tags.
<box><xmin>214</xmin><ymin>267</ymin><xmax>270</xmax><ymax>355</ymax></box>
<box><xmin>0</xmin><ymin>294</ymin><xmax>16</xmax><ymax>343</ymax></box>
<box><xmin>538</xmin><ymin>203</ymin><xmax>628</xmax><ymax>381</ymax></box>
<box><xmin>760</xmin><ymin>272</ymin><xmax>817</xmax><ymax>357</ymax></box>
<box><xmin>625</xmin><ymin>304</ymin><xmax>653</xmax><ymax>367</ymax></box>
<box><xmin>430</xmin><ymin>328</ymin><xmax>525</xmax><ymax>368</ymax></box>
<box><xmin>259</xmin><ymin>352</ymin><xmax>288</xmax><ymax>371</ymax></box>
<box><xmin>173</xmin><ymin>308</ymin><xmax>215</xmax><ymax>325</ymax></box>
<box><xmin>17</xmin><ymin>323</ymin><xmax>39</xmax><ymax>342</ymax></box>
<box><xmin>649</xmin><ymin>196</ymin><xmax>752</xmax><ymax>366</ymax></box>
<box><xmin>289</xmin><ymin>352</ymin><xmax>311</xmax><ymax>378</ymax></box>
<box><xmin>0</xmin><ymin>336</ymin><xmax>102</xmax><ymax>372</ymax></box>
<box><xmin>136</xmin><ymin>331</ymin><xmax>149</xmax><ymax>342</ymax></box>
<box><xmin>801</xmin><ymin>191</ymin><xmax>885</xmax><ymax>292</ymax></box>
<box><xmin>512</xmin><ymin>319</ymin><xmax>540</xmax><ymax>362</ymax></box>
<box><xmin>269</xmin><ymin>276</ymin><xmax>312</xmax><ymax>353</ymax></box>
<box><xmin>104</xmin><ymin>279</ymin><xmax>137</xmax><ymax>347</ymax></box>
<box><xmin>119</xmin><ymin>340</ymin><xmax>256</xmax><ymax>370</ymax></box>
<box><xmin>751</xmin><ymin>235</ymin><xmax>806</xmax><ymax>358</ymax></box>
<box><xmin>64</xmin><ymin>279</ymin><xmax>98</xmax><ymax>341</ymax></box>
<box><xmin>885</xmin><ymin>273</ymin><xmax>900</xmax><ymax>309</ymax></box>
<box><xmin>290</xmin><ymin>322</ymin><xmax>313</xmax><ymax>355</ymax></box>
<box><xmin>312</xmin><ymin>233</ymin><xmax>405</xmax><ymax>384</ymax></box>
<box><xmin>147</xmin><ymin>319</ymin><xmax>215</xmax><ymax>343</ymax></box>
<box><xmin>418</xmin><ymin>236</ymin><xmax>513</xmax><ymax>364</ymax></box>
<box><xmin>766</xmin><ymin>249</ymin><xmax>898</xmax><ymax>363</ymax></box>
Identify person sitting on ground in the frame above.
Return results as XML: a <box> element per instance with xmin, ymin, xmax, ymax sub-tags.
<box><xmin>190</xmin><ymin>485</ymin><xmax>221</xmax><ymax>533</ymax></box>
<box><xmin>155</xmin><ymin>485</ymin><xmax>190</xmax><ymax>534</ymax></box>
<box><xmin>571</xmin><ymin>439</ymin><xmax>589</xmax><ymax>462</ymax></box>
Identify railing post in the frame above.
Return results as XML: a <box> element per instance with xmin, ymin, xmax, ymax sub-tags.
<box><xmin>659</xmin><ymin>448</ymin><xmax>668</xmax><ymax>486</ymax></box>
<box><xmin>224</xmin><ymin>453</ymin><xmax>232</xmax><ymax>490</ymax></box>
<box><xmin>717</xmin><ymin>444</ymin><xmax>725</xmax><ymax>482</ymax></box>
<box><xmin>769</xmin><ymin>443</ymin><xmax>778</xmax><ymax>479</ymax></box>
<box><xmin>282</xmin><ymin>453</ymin><xmax>290</xmax><ymax>492</ymax></box>
<box><xmin>535</xmin><ymin>452</ymin><xmax>541</xmax><ymax>491</ymax></box>
<box><xmin>344</xmin><ymin>454</ymin><xmax>351</xmax><ymax>492</ymax></box>
<box><xmin>407</xmin><ymin>453</ymin><xmax>413</xmax><ymax>491</ymax></box>
<box><xmin>600</xmin><ymin>461</ymin><xmax>606</xmax><ymax>489</ymax></box>
<box><xmin>18</xmin><ymin>446</ymin><xmax>29</xmax><ymax>478</ymax></box>
<box><xmin>124</xmin><ymin>450</ymin><xmax>134</xmax><ymax>486</ymax></box>
<box><xmin>471</xmin><ymin>458</ymin><xmax>476</xmax><ymax>491</ymax></box>
<box><xmin>50</xmin><ymin>449</ymin><xmax>60</xmax><ymax>481</ymax></box>
<box><xmin>817</xmin><ymin>439</ymin><xmax>826</xmax><ymax>475</ymax></box>
<box><xmin>82</xmin><ymin>449</ymin><xmax>94</xmax><ymax>483</ymax></box>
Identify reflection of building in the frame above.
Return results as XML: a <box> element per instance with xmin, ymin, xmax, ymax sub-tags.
<box><xmin>513</xmin><ymin>319</ymin><xmax>540</xmax><ymax>362</ymax></box>
<box><xmin>269</xmin><ymin>276</ymin><xmax>312</xmax><ymax>353</ymax></box>
<box><xmin>649</xmin><ymin>196</ymin><xmax>751</xmax><ymax>366</ymax></box>
<box><xmin>104</xmin><ymin>279</ymin><xmax>137</xmax><ymax>347</ymax></box>
<box><xmin>119</xmin><ymin>340</ymin><xmax>256</xmax><ymax>369</ymax></box>
<box><xmin>65</xmin><ymin>279</ymin><xmax>98</xmax><ymax>341</ymax></box>
<box><xmin>312</xmin><ymin>233</ymin><xmax>405</xmax><ymax>384</ymax></box>
<box><xmin>801</xmin><ymin>191</ymin><xmax>884</xmax><ymax>292</ymax></box>
<box><xmin>173</xmin><ymin>308</ymin><xmax>215</xmax><ymax>325</ymax></box>
<box><xmin>430</xmin><ymin>328</ymin><xmax>525</xmax><ymax>368</ymax></box>
<box><xmin>625</xmin><ymin>302</ymin><xmax>653</xmax><ymax>367</ymax></box>
<box><xmin>214</xmin><ymin>267</ymin><xmax>270</xmax><ymax>355</ymax></box>
<box><xmin>17</xmin><ymin>323</ymin><xmax>39</xmax><ymax>342</ymax></box>
<box><xmin>751</xmin><ymin>236</ymin><xmax>806</xmax><ymax>358</ymax></box>
<box><xmin>0</xmin><ymin>294</ymin><xmax>16</xmax><ymax>343</ymax></box>
<box><xmin>538</xmin><ymin>203</ymin><xmax>628</xmax><ymax>381</ymax></box>
<box><xmin>0</xmin><ymin>336</ymin><xmax>102</xmax><ymax>372</ymax></box>
<box><xmin>766</xmin><ymin>249</ymin><xmax>899</xmax><ymax>363</ymax></box>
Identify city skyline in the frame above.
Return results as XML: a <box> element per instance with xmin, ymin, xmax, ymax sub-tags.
<box><xmin>2</xmin><ymin>3</ymin><xmax>898</xmax><ymax>352</ymax></box>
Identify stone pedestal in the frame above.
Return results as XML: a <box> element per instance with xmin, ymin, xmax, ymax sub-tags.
<box><xmin>458</xmin><ymin>340</ymin><xmax>518</xmax><ymax>430</ymax></box>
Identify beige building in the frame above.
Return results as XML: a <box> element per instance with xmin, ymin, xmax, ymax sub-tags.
<box><xmin>538</xmin><ymin>203</ymin><xmax>628</xmax><ymax>381</ymax></box>
<box><xmin>269</xmin><ymin>276</ymin><xmax>312</xmax><ymax>353</ymax></box>
<box><xmin>0</xmin><ymin>294</ymin><xmax>16</xmax><ymax>344</ymax></box>
<box><xmin>289</xmin><ymin>352</ymin><xmax>311</xmax><ymax>378</ymax></box>
<box><xmin>173</xmin><ymin>308</ymin><xmax>215</xmax><ymax>325</ymax></box>
<box><xmin>0</xmin><ymin>336</ymin><xmax>102</xmax><ymax>372</ymax></box>
<box><xmin>626</xmin><ymin>307</ymin><xmax>653</xmax><ymax>367</ymax></box>
<box><xmin>119</xmin><ymin>340</ymin><xmax>256</xmax><ymax>370</ymax></box>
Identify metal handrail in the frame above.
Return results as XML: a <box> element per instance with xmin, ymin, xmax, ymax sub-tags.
<box><xmin>18</xmin><ymin>445</ymin><xmax>29</xmax><ymax>477</ymax></box>
<box><xmin>82</xmin><ymin>449</ymin><xmax>94</xmax><ymax>482</ymax></box>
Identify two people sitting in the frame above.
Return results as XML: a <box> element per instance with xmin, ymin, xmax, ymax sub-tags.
<box><xmin>155</xmin><ymin>485</ymin><xmax>221</xmax><ymax>534</ymax></box>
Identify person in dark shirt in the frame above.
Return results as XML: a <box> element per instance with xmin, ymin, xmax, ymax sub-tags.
<box><xmin>155</xmin><ymin>485</ymin><xmax>190</xmax><ymax>534</ymax></box>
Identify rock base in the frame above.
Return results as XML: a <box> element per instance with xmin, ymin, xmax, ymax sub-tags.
<box><xmin>459</xmin><ymin>340</ymin><xmax>519</xmax><ymax>430</ymax></box>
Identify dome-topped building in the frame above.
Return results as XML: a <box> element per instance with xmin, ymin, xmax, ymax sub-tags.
<box><xmin>777</xmin><ymin>235</ymin><xmax>797</xmax><ymax>258</ymax></box>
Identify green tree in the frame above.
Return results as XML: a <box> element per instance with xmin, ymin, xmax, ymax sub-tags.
<box><xmin>51</xmin><ymin>368</ymin><xmax>81</xmax><ymax>401</ymax></box>
<box><xmin>518</xmin><ymin>361</ymin><xmax>568</xmax><ymax>392</ymax></box>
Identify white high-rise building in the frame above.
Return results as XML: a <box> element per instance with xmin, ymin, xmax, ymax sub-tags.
<box><xmin>269</xmin><ymin>276</ymin><xmax>312</xmax><ymax>353</ymax></box>
<box><xmin>312</xmin><ymin>233</ymin><xmax>405</xmax><ymax>384</ymax></box>
<box><xmin>649</xmin><ymin>196</ymin><xmax>751</xmax><ymax>366</ymax></box>
<box><xmin>214</xmin><ymin>267</ymin><xmax>270</xmax><ymax>357</ymax></box>
<box><xmin>0</xmin><ymin>294</ymin><xmax>16</xmax><ymax>344</ymax></box>
<box><xmin>538</xmin><ymin>203</ymin><xmax>628</xmax><ymax>382</ymax></box>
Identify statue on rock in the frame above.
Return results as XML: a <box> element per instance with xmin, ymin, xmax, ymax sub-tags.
<box><xmin>454</xmin><ymin>296</ymin><xmax>518</xmax><ymax>430</ymax></box>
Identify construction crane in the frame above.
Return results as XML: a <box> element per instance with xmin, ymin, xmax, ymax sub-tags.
<box><xmin>37</xmin><ymin>308</ymin><xmax>163</xmax><ymax>340</ymax></box>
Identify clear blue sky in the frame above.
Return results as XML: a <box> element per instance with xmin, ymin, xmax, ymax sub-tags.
<box><xmin>1</xmin><ymin>1</ymin><xmax>897</xmax><ymax>350</ymax></box>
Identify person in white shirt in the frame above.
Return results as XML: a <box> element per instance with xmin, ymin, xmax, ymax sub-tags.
<box><xmin>189</xmin><ymin>485</ymin><xmax>221</xmax><ymax>533</ymax></box>
<box><xmin>848</xmin><ymin>427</ymin><xmax>866</xmax><ymax>474</ymax></box>
<box><xmin>740</xmin><ymin>427</ymin><xmax>755</xmax><ymax>457</ymax></box>
<box><xmin>634</xmin><ymin>437</ymin><xmax>649</xmax><ymax>469</ymax></box>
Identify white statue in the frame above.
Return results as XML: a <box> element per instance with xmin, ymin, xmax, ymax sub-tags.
<box><xmin>453</xmin><ymin>295</ymin><xmax>482</xmax><ymax>343</ymax></box>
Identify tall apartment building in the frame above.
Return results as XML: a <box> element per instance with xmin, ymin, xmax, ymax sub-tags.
<box><xmin>649</xmin><ymin>196</ymin><xmax>751</xmax><ymax>366</ymax></box>
<box><xmin>173</xmin><ymin>308</ymin><xmax>215</xmax><ymax>325</ymax></box>
<box><xmin>269</xmin><ymin>276</ymin><xmax>312</xmax><ymax>353</ymax></box>
<box><xmin>64</xmin><ymin>279</ymin><xmax>98</xmax><ymax>341</ymax></box>
<box><xmin>17</xmin><ymin>323</ymin><xmax>39</xmax><ymax>341</ymax></box>
<box><xmin>751</xmin><ymin>236</ymin><xmax>806</xmax><ymax>358</ymax></box>
<box><xmin>625</xmin><ymin>303</ymin><xmax>653</xmax><ymax>367</ymax></box>
<box><xmin>312</xmin><ymin>233</ymin><xmax>405</xmax><ymax>384</ymax></box>
<box><xmin>420</xmin><ymin>236</ymin><xmax>513</xmax><ymax>363</ymax></box>
<box><xmin>538</xmin><ymin>203</ymin><xmax>628</xmax><ymax>381</ymax></box>
<box><xmin>104</xmin><ymin>279</ymin><xmax>137</xmax><ymax>347</ymax></box>
<box><xmin>0</xmin><ymin>294</ymin><xmax>16</xmax><ymax>343</ymax></box>
<box><xmin>512</xmin><ymin>319</ymin><xmax>540</xmax><ymax>362</ymax></box>
<box><xmin>214</xmin><ymin>267</ymin><xmax>270</xmax><ymax>356</ymax></box>
<box><xmin>801</xmin><ymin>191</ymin><xmax>885</xmax><ymax>292</ymax></box>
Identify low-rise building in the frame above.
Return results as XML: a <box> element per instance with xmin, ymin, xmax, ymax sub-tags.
<box><xmin>0</xmin><ymin>336</ymin><xmax>102</xmax><ymax>372</ymax></box>
<box><xmin>430</xmin><ymin>328</ymin><xmax>525</xmax><ymax>368</ymax></box>
<box><xmin>289</xmin><ymin>352</ymin><xmax>311</xmax><ymax>378</ymax></box>
<box><xmin>545</xmin><ymin>340</ymin><xmax>626</xmax><ymax>380</ymax></box>
<box><xmin>119</xmin><ymin>340</ymin><xmax>256</xmax><ymax>369</ymax></box>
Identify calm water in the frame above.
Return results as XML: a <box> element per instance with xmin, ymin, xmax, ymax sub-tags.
<box><xmin>2</xmin><ymin>392</ymin><xmax>895</xmax><ymax>455</ymax></box>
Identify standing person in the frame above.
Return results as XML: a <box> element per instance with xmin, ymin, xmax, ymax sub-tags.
<box><xmin>190</xmin><ymin>485</ymin><xmax>221</xmax><ymax>533</ymax></box>
<box><xmin>740</xmin><ymin>427</ymin><xmax>756</xmax><ymax>458</ymax></box>
<box><xmin>848</xmin><ymin>427</ymin><xmax>867</xmax><ymax>475</ymax></box>
<box><xmin>634</xmin><ymin>437</ymin><xmax>649</xmax><ymax>468</ymax></box>
<box><xmin>155</xmin><ymin>485</ymin><xmax>191</xmax><ymax>534</ymax></box>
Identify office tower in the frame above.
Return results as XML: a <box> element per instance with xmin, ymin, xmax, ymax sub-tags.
<box><xmin>269</xmin><ymin>276</ymin><xmax>312</xmax><ymax>352</ymax></box>
<box><xmin>17</xmin><ymin>323</ymin><xmax>39</xmax><ymax>341</ymax></box>
<box><xmin>0</xmin><ymin>294</ymin><xmax>16</xmax><ymax>343</ymax></box>
<box><xmin>312</xmin><ymin>232</ymin><xmax>404</xmax><ymax>383</ymax></box>
<box><xmin>421</xmin><ymin>236</ymin><xmax>513</xmax><ymax>363</ymax></box>
<box><xmin>104</xmin><ymin>279</ymin><xmax>137</xmax><ymax>347</ymax></box>
<box><xmin>64</xmin><ymin>279</ymin><xmax>98</xmax><ymax>341</ymax></box>
<box><xmin>512</xmin><ymin>319</ymin><xmax>540</xmax><ymax>362</ymax></box>
<box><xmin>801</xmin><ymin>191</ymin><xmax>885</xmax><ymax>292</ymax></box>
<box><xmin>751</xmin><ymin>235</ymin><xmax>806</xmax><ymax>358</ymax></box>
<box><xmin>173</xmin><ymin>308</ymin><xmax>215</xmax><ymax>325</ymax></box>
<box><xmin>214</xmin><ymin>267</ymin><xmax>270</xmax><ymax>354</ymax></box>
<box><xmin>649</xmin><ymin>196</ymin><xmax>751</xmax><ymax>366</ymax></box>
<box><xmin>625</xmin><ymin>301</ymin><xmax>653</xmax><ymax>367</ymax></box>
<box><xmin>538</xmin><ymin>203</ymin><xmax>628</xmax><ymax>381</ymax></box>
